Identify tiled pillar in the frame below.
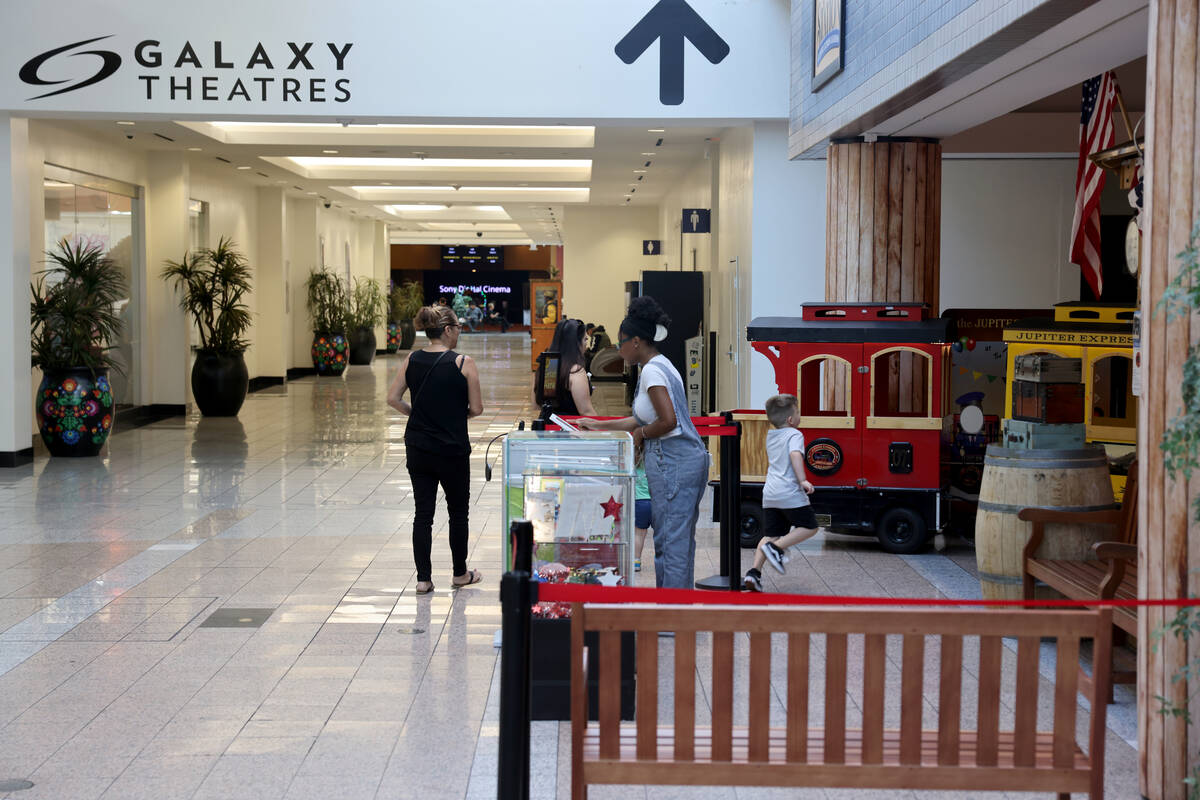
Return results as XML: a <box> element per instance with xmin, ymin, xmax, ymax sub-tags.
<box><xmin>0</xmin><ymin>116</ymin><xmax>32</xmax><ymax>467</ymax></box>
<box><xmin>144</xmin><ymin>152</ymin><xmax>191</xmax><ymax>408</ymax></box>
<box><xmin>255</xmin><ymin>187</ymin><xmax>288</xmax><ymax>382</ymax></box>
<box><xmin>825</xmin><ymin>139</ymin><xmax>941</xmax><ymax>312</ymax></box>
<box><xmin>1139</xmin><ymin>1</ymin><xmax>1199</xmax><ymax>797</ymax></box>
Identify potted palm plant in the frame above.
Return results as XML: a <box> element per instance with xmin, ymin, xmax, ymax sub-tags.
<box><xmin>161</xmin><ymin>237</ymin><xmax>253</xmax><ymax>417</ymax></box>
<box><xmin>30</xmin><ymin>238</ymin><xmax>126</xmax><ymax>457</ymax></box>
<box><xmin>306</xmin><ymin>268</ymin><xmax>349</xmax><ymax>376</ymax></box>
<box><xmin>347</xmin><ymin>276</ymin><xmax>386</xmax><ymax>365</ymax></box>
<box><xmin>392</xmin><ymin>280</ymin><xmax>423</xmax><ymax>351</ymax></box>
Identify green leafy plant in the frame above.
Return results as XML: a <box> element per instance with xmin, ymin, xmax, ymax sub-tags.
<box><xmin>160</xmin><ymin>237</ymin><xmax>253</xmax><ymax>354</ymax></box>
<box><xmin>30</xmin><ymin>237</ymin><xmax>127</xmax><ymax>372</ymax></box>
<box><xmin>390</xmin><ymin>280</ymin><xmax>423</xmax><ymax>323</ymax></box>
<box><xmin>305</xmin><ymin>268</ymin><xmax>348</xmax><ymax>334</ymax></box>
<box><xmin>348</xmin><ymin>276</ymin><xmax>386</xmax><ymax>331</ymax></box>
<box><xmin>1155</xmin><ymin>218</ymin><xmax>1200</xmax><ymax>800</ymax></box>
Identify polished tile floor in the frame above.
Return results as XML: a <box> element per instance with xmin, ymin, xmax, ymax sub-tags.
<box><xmin>0</xmin><ymin>334</ymin><xmax>1138</xmax><ymax>799</ymax></box>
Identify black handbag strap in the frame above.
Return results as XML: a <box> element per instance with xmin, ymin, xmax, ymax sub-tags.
<box><xmin>410</xmin><ymin>348</ymin><xmax>451</xmax><ymax>411</ymax></box>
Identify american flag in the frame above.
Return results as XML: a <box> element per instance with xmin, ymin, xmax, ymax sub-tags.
<box><xmin>1070</xmin><ymin>72</ymin><xmax>1117</xmax><ymax>299</ymax></box>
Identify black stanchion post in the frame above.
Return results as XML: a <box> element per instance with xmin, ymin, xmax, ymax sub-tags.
<box><xmin>724</xmin><ymin>418</ymin><xmax>742</xmax><ymax>591</ymax></box>
<box><xmin>696</xmin><ymin>414</ymin><xmax>742</xmax><ymax>591</ymax></box>
<box><xmin>498</xmin><ymin>520</ymin><xmax>536</xmax><ymax>800</ymax></box>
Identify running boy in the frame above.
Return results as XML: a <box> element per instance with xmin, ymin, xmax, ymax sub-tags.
<box><xmin>743</xmin><ymin>394</ymin><xmax>819</xmax><ymax>592</ymax></box>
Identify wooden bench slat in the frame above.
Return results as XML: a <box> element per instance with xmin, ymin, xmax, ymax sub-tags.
<box><xmin>748</xmin><ymin>632</ymin><xmax>771</xmax><ymax>762</ymax></box>
<box><xmin>900</xmin><ymin>634</ymin><xmax>924</xmax><ymax>765</ymax></box>
<box><xmin>824</xmin><ymin>632</ymin><xmax>848</xmax><ymax>764</ymax></box>
<box><xmin>937</xmin><ymin>634</ymin><xmax>963</xmax><ymax>766</ymax></box>
<box><xmin>786</xmin><ymin>632</ymin><xmax>809</xmax><ymax>763</ymax></box>
<box><xmin>636</xmin><ymin>630</ymin><xmax>658</xmax><ymax>761</ymax></box>
<box><xmin>582</xmin><ymin>726</ymin><xmax>1090</xmax><ymax>770</ymax></box>
<box><xmin>712</xmin><ymin>631</ymin><xmax>734</xmax><ymax>762</ymax></box>
<box><xmin>674</xmin><ymin>630</ymin><xmax>696</xmax><ymax>762</ymax></box>
<box><xmin>976</xmin><ymin>635</ymin><xmax>1001</xmax><ymax>767</ymax></box>
<box><xmin>1013</xmin><ymin>636</ymin><xmax>1040</xmax><ymax>767</ymax></box>
<box><xmin>862</xmin><ymin>632</ymin><xmax>886</xmax><ymax>765</ymax></box>
<box><xmin>1053</xmin><ymin>634</ymin><xmax>1080</xmax><ymax>769</ymax></box>
<box><xmin>598</xmin><ymin>629</ymin><xmax>621</xmax><ymax>760</ymax></box>
<box><xmin>570</xmin><ymin>603</ymin><xmax>587</xmax><ymax>800</ymax></box>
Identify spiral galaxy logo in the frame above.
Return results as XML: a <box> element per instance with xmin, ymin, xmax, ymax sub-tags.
<box><xmin>20</xmin><ymin>35</ymin><xmax>122</xmax><ymax>100</ymax></box>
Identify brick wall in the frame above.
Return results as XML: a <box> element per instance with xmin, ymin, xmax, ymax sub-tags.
<box><xmin>790</xmin><ymin>0</ymin><xmax>1060</xmax><ymax>158</ymax></box>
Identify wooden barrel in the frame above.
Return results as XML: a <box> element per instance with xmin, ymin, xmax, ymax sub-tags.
<box><xmin>974</xmin><ymin>446</ymin><xmax>1117</xmax><ymax>601</ymax></box>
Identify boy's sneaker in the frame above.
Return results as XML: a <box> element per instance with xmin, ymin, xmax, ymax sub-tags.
<box><xmin>743</xmin><ymin>570</ymin><xmax>763</xmax><ymax>592</ymax></box>
<box><xmin>760</xmin><ymin>540</ymin><xmax>789</xmax><ymax>574</ymax></box>
<box><xmin>634</xmin><ymin>558</ymin><xmax>642</xmax><ymax>572</ymax></box>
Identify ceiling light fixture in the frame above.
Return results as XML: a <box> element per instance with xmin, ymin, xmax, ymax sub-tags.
<box><xmin>641</xmin><ymin>153</ymin><xmax>656</xmax><ymax>156</ymax></box>
<box><xmin>187</xmin><ymin>147</ymin><xmax>202</xmax><ymax>151</ymax></box>
<box><xmin>647</xmin><ymin>128</ymin><xmax>665</xmax><ymax>133</ymax></box>
<box><xmin>117</xmin><ymin>121</ymin><xmax>135</xmax><ymax>126</ymax></box>
<box><xmin>236</xmin><ymin>166</ymin><xmax>252</xmax><ymax>170</ymax></box>
<box><xmin>322</xmin><ymin>149</ymin><xmax>339</xmax><ymax>154</ymax></box>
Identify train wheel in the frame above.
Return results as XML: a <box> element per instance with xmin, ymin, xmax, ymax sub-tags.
<box><xmin>876</xmin><ymin>507</ymin><xmax>927</xmax><ymax>555</ymax></box>
<box><xmin>739</xmin><ymin>502</ymin><xmax>764</xmax><ymax>549</ymax></box>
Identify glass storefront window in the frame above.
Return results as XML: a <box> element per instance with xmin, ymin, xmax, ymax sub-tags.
<box><xmin>42</xmin><ymin>171</ymin><xmax>140</xmax><ymax>409</ymax></box>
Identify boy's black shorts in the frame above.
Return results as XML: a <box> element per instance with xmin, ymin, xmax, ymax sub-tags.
<box><xmin>764</xmin><ymin>505</ymin><xmax>819</xmax><ymax>537</ymax></box>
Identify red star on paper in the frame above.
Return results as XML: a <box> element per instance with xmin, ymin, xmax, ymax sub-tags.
<box><xmin>599</xmin><ymin>496</ymin><xmax>623</xmax><ymax>524</ymax></box>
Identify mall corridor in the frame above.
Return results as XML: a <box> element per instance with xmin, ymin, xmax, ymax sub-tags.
<box><xmin>0</xmin><ymin>335</ymin><xmax>1139</xmax><ymax>799</ymax></box>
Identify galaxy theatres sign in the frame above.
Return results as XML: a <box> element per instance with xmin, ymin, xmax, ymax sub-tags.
<box><xmin>438</xmin><ymin>284</ymin><xmax>512</xmax><ymax>295</ymax></box>
<box><xmin>18</xmin><ymin>36</ymin><xmax>354</xmax><ymax>104</ymax></box>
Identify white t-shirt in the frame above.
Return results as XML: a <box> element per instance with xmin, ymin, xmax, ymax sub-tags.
<box><xmin>632</xmin><ymin>355</ymin><xmax>683</xmax><ymax>438</ymax></box>
<box><xmin>762</xmin><ymin>427</ymin><xmax>809</xmax><ymax>509</ymax></box>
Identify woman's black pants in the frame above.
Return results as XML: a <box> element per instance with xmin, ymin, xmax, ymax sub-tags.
<box><xmin>406</xmin><ymin>449</ymin><xmax>470</xmax><ymax>582</ymax></box>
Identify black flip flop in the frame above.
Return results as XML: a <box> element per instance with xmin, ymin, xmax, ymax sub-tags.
<box><xmin>452</xmin><ymin>569</ymin><xmax>483</xmax><ymax>588</ymax></box>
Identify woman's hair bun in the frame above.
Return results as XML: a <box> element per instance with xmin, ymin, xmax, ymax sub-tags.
<box><xmin>414</xmin><ymin>305</ymin><xmax>456</xmax><ymax>337</ymax></box>
<box><xmin>627</xmin><ymin>295</ymin><xmax>671</xmax><ymax>329</ymax></box>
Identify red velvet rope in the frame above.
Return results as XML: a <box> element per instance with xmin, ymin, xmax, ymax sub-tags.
<box><xmin>535</xmin><ymin>582</ymin><xmax>1198</xmax><ymax>608</ymax></box>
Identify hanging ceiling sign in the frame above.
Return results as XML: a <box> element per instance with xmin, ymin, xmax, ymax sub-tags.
<box><xmin>0</xmin><ymin>1</ymin><xmax>787</xmax><ymax>118</ymax></box>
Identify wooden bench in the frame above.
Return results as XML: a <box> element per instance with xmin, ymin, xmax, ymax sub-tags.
<box><xmin>1021</xmin><ymin>461</ymin><xmax>1138</xmax><ymax>698</ymax></box>
<box><xmin>571</xmin><ymin>603</ymin><xmax>1112</xmax><ymax>799</ymax></box>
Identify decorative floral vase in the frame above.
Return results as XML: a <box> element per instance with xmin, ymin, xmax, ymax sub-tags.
<box><xmin>36</xmin><ymin>368</ymin><xmax>115</xmax><ymax>457</ymax></box>
<box><xmin>311</xmin><ymin>332</ymin><xmax>348</xmax><ymax>376</ymax></box>
<box><xmin>386</xmin><ymin>323</ymin><xmax>401</xmax><ymax>353</ymax></box>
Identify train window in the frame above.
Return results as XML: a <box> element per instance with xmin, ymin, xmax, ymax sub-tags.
<box><xmin>1090</xmin><ymin>354</ymin><xmax>1136</xmax><ymax>432</ymax></box>
<box><xmin>796</xmin><ymin>356</ymin><xmax>853</xmax><ymax>428</ymax></box>
<box><xmin>870</xmin><ymin>347</ymin><xmax>932</xmax><ymax>419</ymax></box>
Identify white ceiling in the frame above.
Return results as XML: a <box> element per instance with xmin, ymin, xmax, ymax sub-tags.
<box><xmin>41</xmin><ymin>118</ymin><xmax>724</xmax><ymax>246</ymax></box>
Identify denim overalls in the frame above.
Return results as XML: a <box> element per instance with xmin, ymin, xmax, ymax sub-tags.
<box><xmin>636</xmin><ymin>362</ymin><xmax>709</xmax><ymax>589</ymax></box>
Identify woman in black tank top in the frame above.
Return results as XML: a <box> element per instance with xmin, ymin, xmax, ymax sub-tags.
<box><xmin>387</xmin><ymin>305</ymin><xmax>484</xmax><ymax>594</ymax></box>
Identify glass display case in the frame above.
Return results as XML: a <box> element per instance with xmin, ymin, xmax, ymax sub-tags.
<box><xmin>502</xmin><ymin>431</ymin><xmax>635</xmax><ymax>608</ymax></box>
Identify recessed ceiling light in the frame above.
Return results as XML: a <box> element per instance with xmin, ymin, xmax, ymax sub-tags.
<box><xmin>236</xmin><ymin>166</ymin><xmax>251</xmax><ymax>170</ymax></box>
<box><xmin>117</xmin><ymin>121</ymin><xmax>135</xmax><ymax>126</ymax></box>
<box><xmin>647</xmin><ymin>128</ymin><xmax>665</xmax><ymax>133</ymax></box>
<box><xmin>633</xmin><ymin>169</ymin><xmax>647</xmax><ymax>173</ymax></box>
<box><xmin>187</xmin><ymin>147</ymin><xmax>202</xmax><ymax>151</ymax></box>
<box><xmin>641</xmin><ymin>153</ymin><xmax>656</xmax><ymax>156</ymax></box>
<box><xmin>306</xmin><ymin>191</ymin><xmax>318</xmax><ymax>195</ymax></box>
<box><xmin>322</xmin><ymin>149</ymin><xmax>339</xmax><ymax>154</ymax></box>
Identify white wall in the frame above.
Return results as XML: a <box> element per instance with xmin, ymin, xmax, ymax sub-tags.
<box><xmin>939</xmin><ymin>158</ymin><xmax>1080</xmax><ymax>311</ymax></box>
<box><xmin>714</xmin><ymin>126</ymin><xmax>754</xmax><ymax>410</ymax></box>
<box><xmin>562</xmin><ymin>206</ymin><xmax>660</xmax><ymax>330</ymax></box>
<box><xmin>657</xmin><ymin>156</ymin><xmax>715</xmax><ymax>272</ymax></box>
<box><xmin>747</xmin><ymin>121</ymin><xmax>826</xmax><ymax>406</ymax></box>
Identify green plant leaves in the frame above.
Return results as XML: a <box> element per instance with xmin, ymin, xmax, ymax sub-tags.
<box><xmin>348</xmin><ymin>277</ymin><xmax>386</xmax><ymax>331</ymax></box>
<box><xmin>161</xmin><ymin>236</ymin><xmax>253</xmax><ymax>353</ymax></box>
<box><xmin>31</xmin><ymin>238</ymin><xmax>127</xmax><ymax>372</ymax></box>
<box><xmin>305</xmin><ymin>268</ymin><xmax>349</xmax><ymax>334</ymax></box>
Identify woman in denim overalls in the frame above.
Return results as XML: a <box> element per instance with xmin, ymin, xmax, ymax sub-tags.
<box><xmin>578</xmin><ymin>297</ymin><xmax>709</xmax><ymax>588</ymax></box>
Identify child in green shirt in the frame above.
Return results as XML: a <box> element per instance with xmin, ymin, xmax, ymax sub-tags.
<box><xmin>634</xmin><ymin>463</ymin><xmax>651</xmax><ymax>571</ymax></box>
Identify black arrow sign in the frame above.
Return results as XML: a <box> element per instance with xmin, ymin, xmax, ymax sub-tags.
<box><xmin>615</xmin><ymin>0</ymin><xmax>730</xmax><ymax>106</ymax></box>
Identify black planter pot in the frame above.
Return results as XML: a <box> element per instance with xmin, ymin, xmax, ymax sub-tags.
<box><xmin>36</xmin><ymin>367</ymin><xmax>116</xmax><ymax>457</ymax></box>
<box><xmin>399</xmin><ymin>319</ymin><xmax>416</xmax><ymax>351</ymax></box>
<box><xmin>348</xmin><ymin>328</ymin><xmax>377</xmax><ymax>365</ymax></box>
<box><xmin>191</xmin><ymin>351</ymin><xmax>249</xmax><ymax>417</ymax></box>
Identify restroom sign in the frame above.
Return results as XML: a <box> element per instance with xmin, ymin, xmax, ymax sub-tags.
<box><xmin>682</xmin><ymin>208</ymin><xmax>710</xmax><ymax>234</ymax></box>
<box><xmin>643</xmin><ymin>240</ymin><xmax>661</xmax><ymax>255</ymax></box>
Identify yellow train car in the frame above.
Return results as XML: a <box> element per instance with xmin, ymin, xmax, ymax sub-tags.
<box><xmin>1002</xmin><ymin>302</ymin><xmax>1136</xmax><ymax>500</ymax></box>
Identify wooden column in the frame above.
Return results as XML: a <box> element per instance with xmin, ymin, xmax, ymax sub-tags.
<box><xmin>825</xmin><ymin>139</ymin><xmax>942</xmax><ymax>312</ymax></box>
<box><xmin>1140</xmin><ymin>2</ymin><xmax>1199</xmax><ymax>799</ymax></box>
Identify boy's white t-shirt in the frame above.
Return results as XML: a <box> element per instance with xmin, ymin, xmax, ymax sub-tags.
<box><xmin>632</xmin><ymin>355</ymin><xmax>683</xmax><ymax>438</ymax></box>
<box><xmin>762</xmin><ymin>427</ymin><xmax>809</xmax><ymax>509</ymax></box>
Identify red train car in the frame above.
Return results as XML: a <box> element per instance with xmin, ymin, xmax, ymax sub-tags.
<box><xmin>746</xmin><ymin>303</ymin><xmax>952</xmax><ymax>553</ymax></box>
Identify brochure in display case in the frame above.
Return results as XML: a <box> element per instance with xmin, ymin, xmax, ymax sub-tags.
<box><xmin>501</xmin><ymin>430</ymin><xmax>635</xmax><ymax>618</ymax></box>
